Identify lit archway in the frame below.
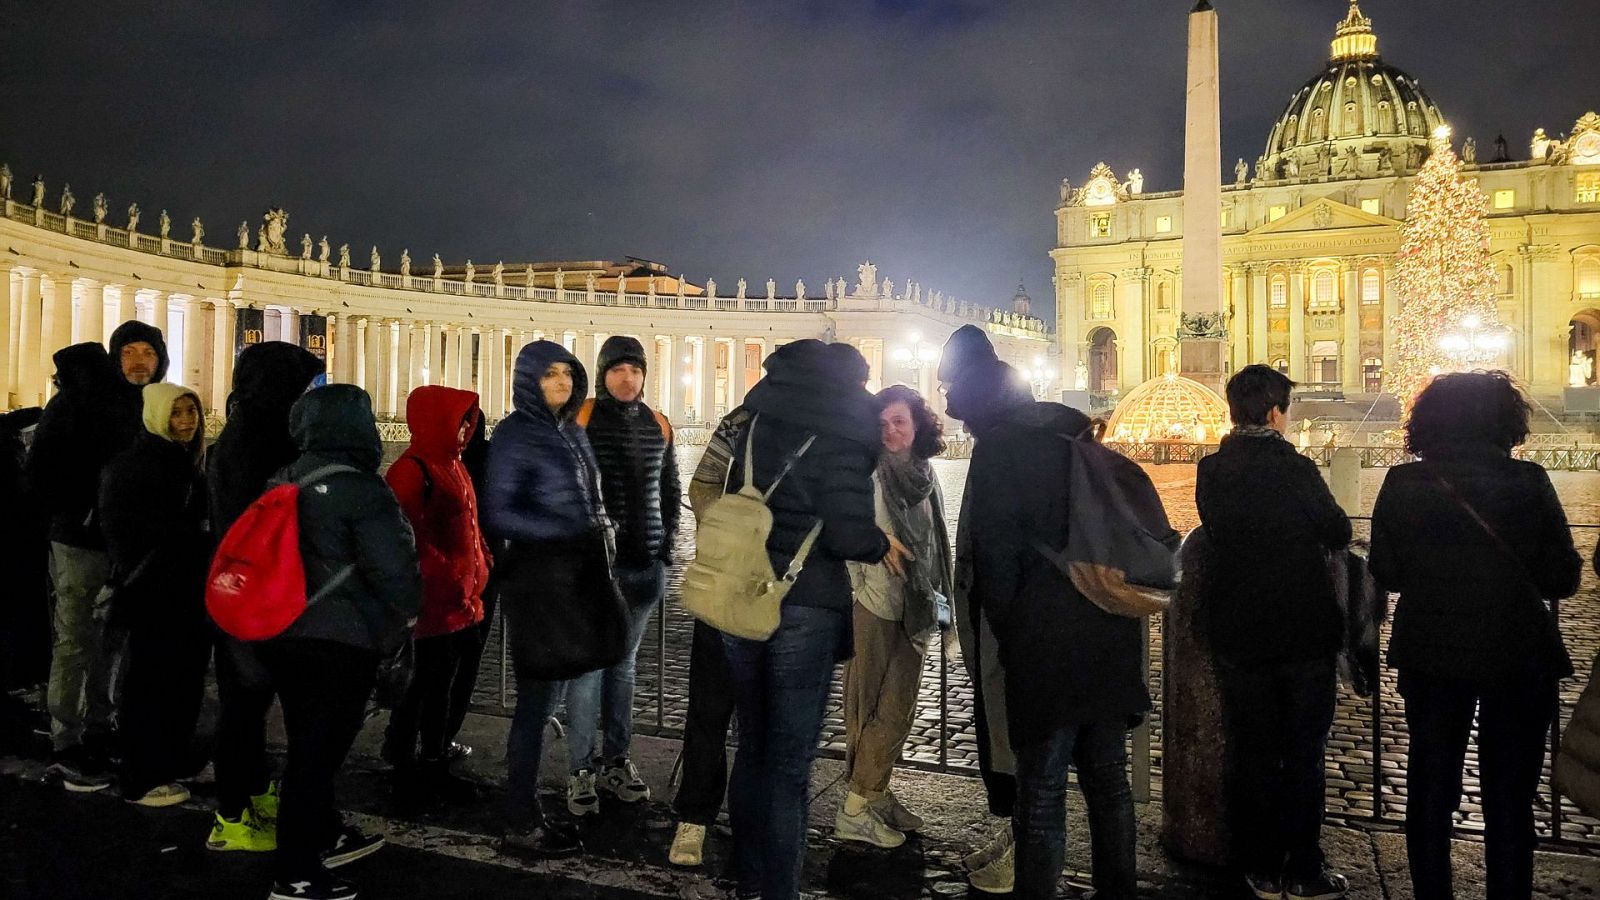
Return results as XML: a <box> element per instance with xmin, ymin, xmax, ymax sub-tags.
<box><xmin>1568</xmin><ymin>309</ymin><xmax>1600</xmax><ymax>386</ymax></box>
<box><xmin>1088</xmin><ymin>326</ymin><xmax>1119</xmax><ymax>393</ymax></box>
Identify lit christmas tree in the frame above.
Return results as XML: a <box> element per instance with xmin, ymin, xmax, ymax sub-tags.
<box><xmin>1383</xmin><ymin>126</ymin><xmax>1500</xmax><ymax>406</ymax></box>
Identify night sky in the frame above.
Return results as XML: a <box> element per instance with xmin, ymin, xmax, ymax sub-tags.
<box><xmin>2</xmin><ymin>1</ymin><xmax>1595</xmax><ymax>319</ymax></box>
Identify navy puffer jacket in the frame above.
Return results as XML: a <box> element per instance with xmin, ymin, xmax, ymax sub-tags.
<box><xmin>483</xmin><ymin>341</ymin><xmax>608</xmax><ymax>545</ymax></box>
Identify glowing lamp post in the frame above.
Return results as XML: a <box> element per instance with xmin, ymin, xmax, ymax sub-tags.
<box><xmin>1023</xmin><ymin>354</ymin><xmax>1059</xmax><ymax>400</ymax></box>
<box><xmin>1437</xmin><ymin>313</ymin><xmax>1509</xmax><ymax>373</ymax></box>
<box><xmin>892</xmin><ymin>332</ymin><xmax>941</xmax><ymax>395</ymax></box>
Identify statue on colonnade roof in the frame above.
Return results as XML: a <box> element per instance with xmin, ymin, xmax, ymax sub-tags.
<box><xmin>260</xmin><ymin>208</ymin><xmax>289</xmax><ymax>254</ymax></box>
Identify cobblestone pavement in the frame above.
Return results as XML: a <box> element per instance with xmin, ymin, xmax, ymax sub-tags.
<box><xmin>467</xmin><ymin>449</ymin><xmax>1600</xmax><ymax>849</ymax></box>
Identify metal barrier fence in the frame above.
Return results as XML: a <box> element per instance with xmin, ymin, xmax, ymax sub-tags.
<box><xmin>482</xmin><ymin>513</ymin><xmax>1598</xmax><ymax>850</ymax></box>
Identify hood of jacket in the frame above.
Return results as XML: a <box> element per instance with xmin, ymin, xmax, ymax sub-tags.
<box><xmin>141</xmin><ymin>382</ymin><xmax>205</xmax><ymax>460</ymax></box>
<box><xmin>937</xmin><ymin>324</ymin><xmax>999</xmax><ymax>385</ymax></box>
<box><xmin>289</xmin><ymin>384</ymin><xmax>383</xmax><ymax>472</ymax></box>
<box><xmin>51</xmin><ymin>342</ymin><xmax>120</xmax><ymax>394</ymax></box>
<box><xmin>511</xmin><ymin>340</ymin><xmax>588</xmax><ymax>423</ymax></box>
<box><xmin>593</xmin><ymin>335</ymin><xmax>648</xmax><ymax>402</ymax></box>
<box><xmin>108</xmin><ymin>319</ymin><xmax>170</xmax><ymax>384</ymax></box>
<box><xmin>944</xmin><ymin>356</ymin><xmax>1034</xmax><ymax>437</ymax></box>
<box><xmin>406</xmin><ymin>385</ymin><xmax>481</xmax><ymax>461</ymax></box>
<box><xmin>742</xmin><ymin>339</ymin><xmax>878</xmax><ymax>446</ymax></box>
<box><xmin>228</xmin><ymin>341</ymin><xmax>324</xmax><ymax>418</ymax></box>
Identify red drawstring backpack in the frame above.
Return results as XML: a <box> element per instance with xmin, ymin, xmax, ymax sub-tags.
<box><xmin>206</xmin><ymin>464</ymin><xmax>357</xmax><ymax>641</ymax></box>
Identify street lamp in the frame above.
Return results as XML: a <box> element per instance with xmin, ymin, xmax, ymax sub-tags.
<box><xmin>892</xmin><ymin>336</ymin><xmax>941</xmax><ymax>392</ymax></box>
<box><xmin>1023</xmin><ymin>359</ymin><xmax>1059</xmax><ymax>400</ymax></box>
<box><xmin>1438</xmin><ymin>313</ymin><xmax>1510</xmax><ymax>370</ymax></box>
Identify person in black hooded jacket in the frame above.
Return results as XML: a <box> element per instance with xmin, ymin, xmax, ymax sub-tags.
<box><xmin>204</xmin><ymin>341</ymin><xmax>326</xmax><ymax>853</ymax></box>
<box><xmin>27</xmin><ymin>341</ymin><xmax>137</xmax><ymax>791</ymax></box>
<box><xmin>99</xmin><ymin>383</ymin><xmax>211</xmax><ymax>808</ymax></box>
<box><xmin>712</xmin><ymin>339</ymin><xmax>899</xmax><ymax>900</ymax></box>
<box><xmin>565</xmin><ymin>335</ymin><xmax>681</xmax><ymax>813</ymax></box>
<box><xmin>0</xmin><ymin>406</ymin><xmax>49</xmax><ymax>756</ymax></box>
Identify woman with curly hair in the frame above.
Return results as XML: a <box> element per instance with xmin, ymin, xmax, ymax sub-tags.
<box><xmin>1369</xmin><ymin>371</ymin><xmax>1581</xmax><ymax>900</ymax></box>
<box><xmin>834</xmin><ymin>384</ymin><xmax>954</xmax><ymax>848</ymax></box>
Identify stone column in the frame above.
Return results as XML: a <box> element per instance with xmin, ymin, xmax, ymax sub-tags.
<box><xmin>6</xmin><ymin>268</ymin><xmax>21</xmax><ymax>403</ymax></box>
<box><xmin>211</xmin><ymin>301</ymin><xmax>236</xmax><ymax>406</ymax></box>
<box><xmin>575</xmin><ymin>333</ymin><xmax>598</xmax><ymax>398</ymax></box>
<box><xmin>376</xmin><ymin>321</ymin><xmax>395</xmax><ymax>417</ymax></box>
<box><xmin>454</xmin><ymin>326</ymin><xmax>472</xmax><ymax>391</ymax></box>
<box><xmin>422</xmin><ymin>323</ymin><xmax>439</xmax><ymax>386</ymax></box>
<box><xmin>327</xmin><ymin>313</ymin><xmax>349</xmax><ymax>384</ymax></box>
<box><xmin>153</xmin><ymin>291</ymin><xmax>172</xmax><ymax>346</ymax></box>
<box><xmin>0</xmin><ymin>265</ymin><xmax>11</xmax><ymax>406</ymax></box>
<box><xmin>362</xmin><ymin>318</ymin><xmax>383</xmax><ymax>404</ymax></box>
<box><xmin>283</xmin><ymin>307</ymin><xmax>300</xmax><ymax>345</ymax></box>
<box><xmin>1249</xmin><ymin>266</ymin><xmax>1269</xmax><ymax>365</ymax></box>
<box><xmin>641</xmin><ymin>332</ymin><xmax>660</xmax><ymax>407</ymax></box>
<box><xmin>1288</xmin><ymin>265</ymin><xmax>1307</xmax><ymax>380</ymax></box>
<box><xmin>1380</xmin><ymin>263</ymin><xmax>1400</xmax><ymax>387</ymax></box>
<box><xmin>1341</xmin><ymin>265</ymin><xmax>1361</xmax><ymax>390</ymax></box>
<box><xmin>18</xmin><ymin>272</ymin><xmax>44</xmax><ymax>407</ymax></box>
<box><xmin>667</xmin><ymin>335</ymin><xmax>688</xmax><ymax>422</ymax></box>
<box><xmin>398</xmin><ymin>324</ymin><xmax>419</xmax><ymax>412</ymax></box>
<box><xmin>697</xmin><ymin>337</ymin><xmax>718</xmax><ymax>424</ymax></box>
<box><xmin>483</xmin><ymin>326</ymin><xmax>504</xmax><ymax>418</ymax></box>
<box><xmin>184</xmin><ymin>299</ymin><xmax>209</xmax><ymax>396</ymax></box>
<box><xmin>75</xmin><ymin>280</ymin><xmax>103</xmax><ymax>345</ymax></box>
<box><xmin>41</xmin><ymin>275</ymin><xmax>74</xmax><ymax>399</ymax></box>
<box><xmin>1228</xmin><ymin>268</ymin><xmax>1249</xmax><ymax>371</ymax></box>
<box><xmin>116</xmin><ymin>284</ymin><xmax>136</xmax><ymax>327</ymax></box>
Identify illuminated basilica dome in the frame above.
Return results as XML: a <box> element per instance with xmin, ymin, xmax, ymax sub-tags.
<box><xmin>1259</xmin><ymin>1</ymin><xmax>1445</xmax><ymax>181</ymax></box>
<box><xmin>1105</xmin><ymin>373</ymin><xmax>1231</xmax><ymax>444</ymax></box>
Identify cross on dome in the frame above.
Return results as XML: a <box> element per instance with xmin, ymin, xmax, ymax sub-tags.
<box><xmin>1330</xmin><ymin>0</ymin><xmax>1379</xmax><ymax>61</ymax></box>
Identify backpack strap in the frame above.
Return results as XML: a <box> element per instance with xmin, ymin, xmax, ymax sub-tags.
<box><xmin>294</xmin><ymin>463</ymin><xmax>360</xmax><ymax>487</ymax></box>
<box><xmin>293</xmin><ymin>463</ymin><xmax>361</xmax><ymax>611</ymax></box>
<box><xmin>652</xmin><ymin>409</ymin><xmax>673</xmax><ymax>442</ymax></box>
<box><xmin>780</xmin><ymin>521</ymin><xmax>825</xmax><ymax>585</ymax></box>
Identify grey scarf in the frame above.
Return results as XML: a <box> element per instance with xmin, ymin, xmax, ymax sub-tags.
<box><xmin>1230</xmin><ymin>424</ymin><xmax>1284</xmax><ymax>441</ymax></box>
<box><xmin>878</xmin><ymin>451</ymin><xmax>953</xmax><ymax>642</ymax></box>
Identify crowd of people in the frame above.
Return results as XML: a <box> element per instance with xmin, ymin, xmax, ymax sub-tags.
<box><xmin>0</xmin><ymin>315</ymin><xmax>1597</xmax><ymax>900</ymax></box>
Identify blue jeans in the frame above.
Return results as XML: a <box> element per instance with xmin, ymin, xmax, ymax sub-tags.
<box><xmin>565</xmin><ymin>562</ymin><xmax>665</xmax><ymax>769</ymax></box>
<box><xmin>722</xmin><ymin>604</ymin><xmax>847</xmax><ymax>900</ymax></box>
<box><xmin>503</xmin><ymin>674</ymin><xmax>568</xmax><ymax>829</ymax></box>
<box><xmin>1013</xmin><ymin>721</ymin><xmax>1137</xmax><ymax>900</ymax></box>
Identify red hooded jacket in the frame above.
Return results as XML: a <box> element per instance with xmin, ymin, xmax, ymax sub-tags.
<box><xmin>386</xmin><ymin>386</ymin><xmax>490</xmax><ymax>638</ymax></box>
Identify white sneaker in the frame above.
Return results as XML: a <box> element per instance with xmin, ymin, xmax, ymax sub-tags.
<box><xmin>871</xmin><ymin>790</ymin><xmax>924</xmax><ymax>833</ymax></box>
<box><xmin>598</xmin><ymin>758</ymin><xmax>650</xmax><ymax>803</ymax></box>
<box><xmin>668</xmin><ymin>822</ymin><xmax>706</xmax><ymax>866</ymax></box>
<box><xmin>964</xmin><ymin>821</ymin><xmax>1014</xmax><ymax>871</ymax></box>
<box><xmin>833</xmin><ymin>796</ymin><xmax>906</xmax><ymax>849</ymax></box>
<box><xmin>968</xmin><ymin>843</ymin><xmax>1015</xmax><ymax>894</ymax></box>
<box><xmin>567</xmin><ymin>768</ymin><xmax>599</xmax><ymax>817</ymax></box>
<box><xmin>126</xmin><ymin>783</ymin><xmax>190</xmax><ymax>807</ymax></box>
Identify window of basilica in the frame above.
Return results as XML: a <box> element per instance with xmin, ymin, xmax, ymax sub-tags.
<box><xmin>1089</xmin><ymin>282</ymin><xmax>1114</xmax><ymax>319</ymax></box>
<box><xmin>1310</xmin><ymin>270</ymin><xmax>1339</xmax><ymax>309</ymax></box>
<box><xmin>1578</xmin><ymin>172</ymin><xmax>1600</xmax><ymax>205</ymax></box>
<box><xmin>1362</xmin><ymin>269</ymin><xmax>1381</xmax><ymax>304</ymax></box>
<box><xmin>1270</xmin><ymin>275</ymin><xmax>1288</xmax><ymax>309</ymax></box>
<box><xmin>1090</xmin><ymin>212</ymin><xmax>1113</xmax><ymax>239</ymax></box>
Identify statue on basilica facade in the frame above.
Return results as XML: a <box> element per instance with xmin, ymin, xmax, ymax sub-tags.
<box><xmin>1059</xmin><ymin>178</ymin><xmax>1072</xmax><ymax>202</ymax></box>
<box><xmin>1532</xmin><ymin>128</ymin><xmax>1551</xmax><ymax>161</ymax></box>
<box><xmin>1125</xmin><ymin>169</ymin><xmax>1144</xmax><ymax>195</ymax></box>
<box><xmin>796</xmin><ymin>279</ymin><xmax>805</xmax><ymax>300</ymax></box>
<box><xmin>616</xmin><ymin>273</ymin><xmax>627</xmax><ymax>296</ymax></box>
<box><xmin>92</xmin><ymin>193</ymin><xmax>107</xmax><ymax>224</ymax></box>
<box><xmin>190</xmin><ymin>217</ymin><xmax>204</xmax><ymax>245</ymax></box>
<box><xmin>584</xmin><ymin>271</ymin><xmax>596</xmax><ymax>292</ymax></box>
<box><xmin>464</xmin><ymin>260</ymin><xmax>475</xmax><ymax>284</ymax></box>
<box><xmin>301</xmin><ymin>234</ymin><xmax>312</xmax><ymax>260</ymax></box>
<box><xmin>1462</xmin><ymin>137</ymin><xmax>1477</xmax><ymax>165</ymax></box>
<box><xmin>237</xmin><ymin>220</ymin><xmax>250</xmax><ymax>250</ymax></box>
<box><xmin>370</xmin><ymin>247</ymin><xmax>381</xmax><ymax>272</ymax></box>
<box><xmin>736</xmin><ymin>277</ymin><xmax>747</xmax><ymax>300</ymax></box>
<box><xmin>824</xmin><ymin>278</ymin><xmax>833</xmax><ymax>302</ymax></box>
<box><xmin>1339</xmin><ymin>146</ymin><xmax>1361</xmax><ymax>176</ymax></box>
<box><xmin>319</xmin><ymin>236</ymin><xmax>330</xmax><ymax>263</ymax></box>
<box><xmin>1074</xmin><ymin>361</ymin><xmax>1089</xmax><ymax>391</ymax></box>
<box><xmin>126</xmin><ymin>203</ymin><xmax>140</xmax><ymax>234</ymax></box>
<box><xmin>159</xmin><ymin>209</ymin><xmax>170</xmax><ymax>239</ymax></box>
<box><xmin>492</xmin><ymin>260</ymin><xmax>504</xmax><ymax>288</ymax></box>
<box><xmin>338</xmin><ymin>244</ymin><xmax>351</xmax><ymax>268</ymax></box>
<box><xmin>1284</xmin><ymin>156</ymin><xmax>1300</xmax><ymax>179</ymax></box>
<box><xmin>765</xmin><ymin>278</ymin><xmax>775</xmax><ymax>299</ymax></box>
<box><xmin>554</xmin><ymin>268</ymin><xmax>566</xmax><ymax>292</ymax></box>
<box><xmin>1571</xmin><ymin>350</ymin><xmax>1593</xmax><ymax>388</ymax></box>
<box><xmin>882</xmin><ymin>278</ymin><xmax>893</xmax><ymax>299</ymax></box>
<box><xmin>706</xmin><ymin>277</ymin><xmax>717</xmax><ymax>298</ymax></box>
<box><xmin>401</xmin><ymin>249</ymin><xmax>412</xmax><ymax>277</ymax></box>
<box><xmin>32</xmin><ymin>176</ymin><xmax>45</xmax><ymax>208</ymax></box>
<box><xmin>260</xmin><ymin>209</ymin><xmax>289</xmax><ymax>254</ymax></box>
<box><xmin>1377</xmin><ymin>145</ymin><xmax>1395</xmax><ymax>175</ymax></box>
<box><xmin>523</xmin><ymin>264</ymin><xmax>534</xmax><ymax>288</ymax></box>
<box><xmin>432</xmin><ymin>253</ymin><xmax>443</xmax><ymax>277</ymax></box>
<box><xmin>1235</xmin><ymin>158</ymin><xmax>1249</xmax><ymax>184</ymax></box>
<box><xmin>60</xmin><ymin>185</ymin><xmax>76</xmax><ymax>217</ymax></box>
<box><xmin>857</xmin><ymin>261</ymin><xmax>878</xmax><ymax>297</ymax></box>
<box><xmin>0</xmin><ymin>165</ymin><xmax>11</xmax><ymax>199</ymax></box>
<box><xmin>835</xmin><ymin>276</ymin><xmax>846</xmax><ymax>299</ymax></box>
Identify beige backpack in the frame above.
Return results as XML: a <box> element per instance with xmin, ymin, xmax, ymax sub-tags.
<box><xmin>681</xmin><ymin>415</ymin><xmax>820</xmax><ymax>640</ymax></box>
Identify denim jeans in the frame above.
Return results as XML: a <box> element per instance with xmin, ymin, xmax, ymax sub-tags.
<box><xmin>46</xmin><ymin>543</ymin><xmax>115</xmax><ymax>751</ymax></box>
<box><xmin>673</xmin><ymin>619</ymin><xmax>737</xmax><ymax>825</ymax></box>
<box><xmin>565</xmin><ymin>562</ymin><xmax>665</xmax><ymax>769</ymax></box>
<box><xmin>503</xmin><ymin>674</ymin><xmax>568</xmax><ymax>829</ymax></box>
<box><xmin>1400</xmin><ymin>670</ymin><xmax>1556</xmax><ymax>900</ymax></box>
<box><xmin>1013</xmin><ymin>721</ymin><xmax>1137</xmax><ymax>900</ymax></box>
<box><xmin>723</xmin><ymin>604</ymin><xmax>848</xmax><ymax>900</ymax></box>
<box><xmin>1217</xmin><ymin>656</ymin><xmax>1337</xmax><ymax>882</ymax></box>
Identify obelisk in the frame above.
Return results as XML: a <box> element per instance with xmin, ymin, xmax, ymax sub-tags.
<box><xmin>1178</xmin><ymin>0</ymin><xmax>1226</xmax><ymax>394</ymax></box>
<box><xmin>1164</xmin><ymin>0</ymin><xmax>1234</xmax><ymax>868</ymax></box>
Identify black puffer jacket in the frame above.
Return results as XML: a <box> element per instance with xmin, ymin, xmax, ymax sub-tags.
<box><xmin>1195</xmin><ymin>431</ymin><xmax>1352</xmax><ymax>667</ymax></box>
<box><xmin>584</xmin><ymin>336</ymin><xmax>681</xmax><ymax>567</ymax></box>
<box><xmin>273</xmin><ymin>385</ymin><xmax>421</xmax><ymax>654</ymax></box>
<box><xmin>99</xmin><ymin>427</ymin><xmax>209</xmax><ymax>627</ymax></box>
<box><xmin>1369</xmin><ymin>447</ymin><xmax>1580</xmax><ymax>684</ymax></box>
<box><xmin>25</xmin><ymin>343</ymin><xmax>138</xmax><ymax>548</ymax></box>
<box><xmin>209</xmin><ymin>342</ymin><xmax>326</xmax><ymax>535</ymax></box>
<box><xmin>966</xmin><ymin>401</ymin><xmax>1151</xmax><ymax>746</ymax></box>
<box><xmin>716</xmin><ymin>340</ymin><xmax>888</xmax><ymax>615</ymax></box>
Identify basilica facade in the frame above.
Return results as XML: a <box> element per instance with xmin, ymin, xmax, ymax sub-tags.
<box><xmin>1052</xmin><ymin>1</ymin><xmax>1600</xmax><ymax>405</ymax></box>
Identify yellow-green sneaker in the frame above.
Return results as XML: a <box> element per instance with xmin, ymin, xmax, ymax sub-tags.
<box><xmin>206</xmin><ymin>808</ymin><xmax>277</xmax><ymax>852</ymax></box>
<box><xmin>250</xmin><ymin>782</ymin><xmax>280</xmax><ymax>825</ymax></box>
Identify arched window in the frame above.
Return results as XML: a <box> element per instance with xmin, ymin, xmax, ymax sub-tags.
<box><xmin>1311</xmin><ymin>270</ymin><xmax>1337</xmax><ymax>309</ymax></box>
<box><xmin>1362</xmin><ymin>269</ymin><xmax>1381</xmax><ymax>304</ymax></box>
<box><xmin>1496</xmin><ymin>264</ymin><xmax>1514</xmax><ymax>296</ymax></box>
<box><xmin>1311</xmin><ymin>108</ymin><xmax>1326</xmax><ymax>141</ymax></box>
<box><xmin>1270</xmin><ymin>275</ymin><xmax>1288</xmax><ymax>309</ymax></box>
<box><xmin>1579</xmin><ymin>257</ymin><xmax>1600</xmax><ymax>299</ymax></box>
<box><xmin>1090</xmin><ymin>282</ymin><xmax>1114</xmax><ymax>319</ymax></box>
<box><xmin>1273</xmin><ymin>358</ymin><xmax>1289</xmax><ymax>375</ymax></box>
<box><xmin>1157</xmin><ymin>282</ymin><xmax>1171</xmax><ymax>311</ymax></box>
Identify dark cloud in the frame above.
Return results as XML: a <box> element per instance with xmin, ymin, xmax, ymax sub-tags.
<box><xmin>1</xmin><ymin>0</ymin><xmax>1594</xmax><ymax>320</ymax></box>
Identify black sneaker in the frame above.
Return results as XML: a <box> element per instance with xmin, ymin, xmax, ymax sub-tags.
<box><xmin>321</xmin><ymin>827</ymin><xmax>385</xmax><ymax>868</ymax></box>
<box><xmin>46</xmin><ymin>749</ymin><xmax>112</xmax><ymax>793</ymax></box>
<box><xmin>268</xmin><ymin>874</ymin><xmax>358</xmax><ymax>900</ymax></box>
<box><xmin>1286</xmin><ymin>867</ymin><xmax>1348</xmax><ymax>900</ymax></box>
<box><xmin>501</xmin><ymin>822</ymin><xmax>583</xmax><ymax>859</ymax></box>
<box><xmin>1245</xmin><ymin>872</ymin><xmax>1285</xmax><ymax>899</ymax></box>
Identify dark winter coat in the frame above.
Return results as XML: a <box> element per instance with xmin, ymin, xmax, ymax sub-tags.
<box><xmin>0</xmin><ymin>407</ymin><xmax>50</xmax><ymax>689</ymax></box>
<box><xmin>583</xmin><ymin>336</ymin><xmax>681</xmax><ymax>568</ymax></box>
<box><xmin>965</xmin><ymin>401</ymin><xmax>1151</xmax><ymax>747</ymax></box>
<box><xmin>483</xmin><ymin>341</ymin><xmax>607</xmax><ymax>546</ymax></box>
<box><xmin>385</xmin><ymin>386</ymin><xmax>489</xmax><ymax>639</ymax></box>
<box><xmin>98</xmin><ymin>386</ymin><xmax>210</xmax><ymax>628</ymax></box>
<box><xmin>273</xmin><ymin>385</ymin><xmax>421</xmax><ymax>654</ymax></box>
<box><xmin>1368</xmin><ymin>447</ymin><xmax>1579</xmax><ymax>684</ymax></box>
<box><xmin>1194</xmin><ymin>431</ymin><xmax>1352</xmax><ymax>667</ymax></box>
<box><xmin>209</xmin><ymin>342</ymin><xmax>326</xmax><ymax>535</ymax></box>
<box><xmin>25</xmin><ymin>342</ymin><xmax>139</xmax><ymax>548</ymax></box>
<box><xmin>716</xmin><ymin>339</ymin><xmax>889</xmax><ymax>617</ymax></box>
